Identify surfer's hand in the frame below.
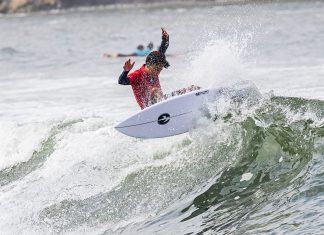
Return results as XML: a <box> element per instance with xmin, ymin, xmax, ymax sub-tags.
<box><xmin>123</xmin><ymin>59</ymin><xmax>135</xmax><ymax>72</ymax></box>
<box><xmin>161</xmin><ymin>27</ymin><xmax>169</xmax><ymax>41</ymax></box>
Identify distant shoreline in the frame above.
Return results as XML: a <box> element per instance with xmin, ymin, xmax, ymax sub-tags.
<box><xmin>0</xmin><ymin>0</ymin><xmax>311</xmax><ymax>14</ymax></box>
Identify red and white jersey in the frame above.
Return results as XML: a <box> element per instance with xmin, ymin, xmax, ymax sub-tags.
<box><xmin>128</xmin><ymin>65</ymin><xmax>163</xmax><ymax>109</ymax></box>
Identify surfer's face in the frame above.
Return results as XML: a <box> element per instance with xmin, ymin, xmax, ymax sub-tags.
<box><xmin>148</xmin><ymin>64</ymin><xmax>163</xmax><ymax>76</ymax></box>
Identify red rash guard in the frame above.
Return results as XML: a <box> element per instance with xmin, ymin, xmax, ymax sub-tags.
<box><xmin>128</xmin><ymin>65</ymin><xmax>163</xmax><ymax>109</ymax></box>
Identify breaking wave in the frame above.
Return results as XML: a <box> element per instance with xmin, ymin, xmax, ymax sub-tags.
<box><xmin>2</xmin><ymin>84</ymin><xmax>321</xmax><ymax>234</ymax></box>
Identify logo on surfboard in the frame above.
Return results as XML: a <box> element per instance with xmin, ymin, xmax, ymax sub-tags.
<box><xmin>158</xmin><ymin>113</ymin><xmax>170</xmax><ymax>125</ymax></box>
<box><xmin>195</xmin><ymin>90</ymin><xmax>209</xmax><ymax>96</ymax></box>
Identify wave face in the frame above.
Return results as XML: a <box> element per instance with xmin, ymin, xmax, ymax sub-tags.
<box><xmin>2</xmin><ymin>84</ymin><xmax>321</xmax><ymax>234</ymax></box>
<box><xmin>118</xmin><ymin>88</ymin><xmax>323</xmax><ymax>235</ymax></box>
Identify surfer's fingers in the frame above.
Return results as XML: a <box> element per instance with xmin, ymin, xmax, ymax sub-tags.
<box><xmin>161</xmin><ymin>27</ymin><xmax>167</xmax><ymax>34</ymax></box>
<box><xmin>161</xmin><ymin>28</ymin><xmax>169</xmax><ymax>40</ymax></box>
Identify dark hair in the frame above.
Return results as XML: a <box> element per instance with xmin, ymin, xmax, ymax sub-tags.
<box><xmin>137</xmin><ymin>45</ymin><xmax>144</xmax><ymax>50</ymax></box>
<box><xmin>145</xmin><ymin>51</ymin><xmax>170</xmax><ymax>68</ymax></box>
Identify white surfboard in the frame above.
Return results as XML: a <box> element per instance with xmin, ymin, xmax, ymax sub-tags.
<box><xmin>115</xmin><ymin>82</ymin><xmax>261</xmax><ymax>138</ymax></box>
<box><xmin>115</xmin><ymin>87</ymin><xmax>236</xmax><ymax>138</ymax></box>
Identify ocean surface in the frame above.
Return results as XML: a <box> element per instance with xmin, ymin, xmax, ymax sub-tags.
<box><xmin>0</xmin><ymin>1</ymin><xmax>323</xmax><ymax>234</ymax></box>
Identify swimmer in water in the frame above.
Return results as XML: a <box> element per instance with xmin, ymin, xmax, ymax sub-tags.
<box><xmin>103</xmin><ymin>42</ymin><xmax>154</xmax><ymax>58</ymax></box>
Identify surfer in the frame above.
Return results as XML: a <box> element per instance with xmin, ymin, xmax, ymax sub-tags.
<box><xmin>118</xmin><ymin>27</ymin><xmax>200</xmax><ymax>109</ymax></box>
<box><xmin>103</xmin><ymin>42</ymin><xmax>154</xmax><ymax>58</ymax></box>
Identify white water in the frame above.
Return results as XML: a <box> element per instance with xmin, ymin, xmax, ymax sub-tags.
<box><xmin>0</xmin><ymin>1</ymin><xmax>324</xmax><ymax>234</ymax></box>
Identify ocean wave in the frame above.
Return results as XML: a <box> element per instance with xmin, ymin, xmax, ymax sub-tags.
<box><xmin>29</xmin><ymin>90</ymin><xmax>324</xmax><ymax>234</ymax></box>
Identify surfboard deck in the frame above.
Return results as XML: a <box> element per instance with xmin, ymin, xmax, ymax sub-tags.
<box><xmin>115</xmin><ymin>87</ymin><xmax>235</xmax><ymax>138</ymax></box>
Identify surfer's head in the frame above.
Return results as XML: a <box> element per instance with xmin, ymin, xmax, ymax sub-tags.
<box><xmin>146</xmin><ymin>51</ymin><xmax>170</xmax><ymax>69</ymax></box>
<box><xmin>145</xmin><ymin>51</ymin><xmax>169</xmax><ymax>76</ymax></box>
<box><xmin>137</xmin><ymin>44</ymin><xmax>144</xmax><ymax>51</ymax></box>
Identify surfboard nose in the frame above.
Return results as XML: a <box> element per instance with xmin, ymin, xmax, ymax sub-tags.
<box><xmin>114</xmin><ymin>122</ymin><xmax>123</xmax><ymax>129</ymax></box>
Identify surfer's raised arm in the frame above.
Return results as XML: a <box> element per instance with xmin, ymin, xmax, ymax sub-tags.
<box><xmin>159</xmin><ymin>27</ymin><xmax>169</xmax><ymax>54</ymax></box>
